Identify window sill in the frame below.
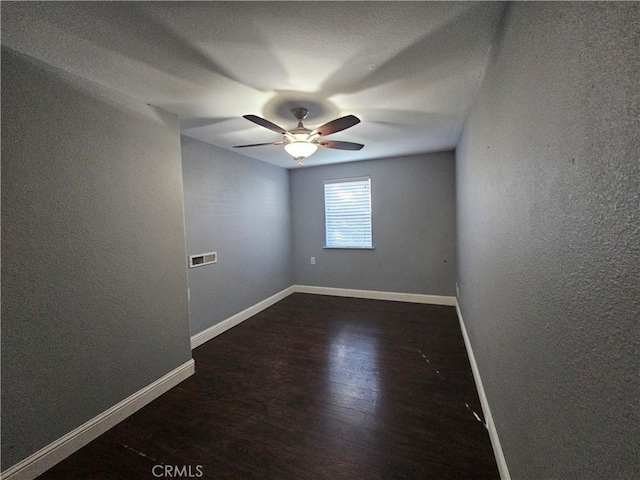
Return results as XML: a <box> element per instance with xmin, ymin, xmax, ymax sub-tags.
<box><xmin>323</xmin><ymin>246</ymin><xmax>375</xmax><ymax>250</ymax></box>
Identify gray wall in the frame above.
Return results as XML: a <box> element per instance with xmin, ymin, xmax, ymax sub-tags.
<box><xmin>181</xmin><ymin>137</ymin><xmax>292</xmax><ymax>336</ymax></box>
<box><xmin>456</xmin><ymin>3</ymin><xmax>639</xmax><ymax>479</ymax></box>
<box><xmin>290</xmin><ymin>153</ymin><xmax>456</xmax><ymax>295</ymax></box>
<box><xmin>1</xmin><ymin>49</ymin><xmax>192</xmax><ymax>471</ymax></box>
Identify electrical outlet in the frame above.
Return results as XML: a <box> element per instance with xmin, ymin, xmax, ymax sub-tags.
<box><xmin>310</xmin><ymin>256</ymin><xmax>316</xmax><ymax>265</ymax></box>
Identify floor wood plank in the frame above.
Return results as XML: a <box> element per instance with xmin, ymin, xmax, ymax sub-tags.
<box><xmin>37</xmin><ymin>293</ymin><xmax>499</xmax><ymax>479</ymax></box>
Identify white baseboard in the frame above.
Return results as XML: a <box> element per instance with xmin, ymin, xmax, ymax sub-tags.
<box><xmin>455</xmin><ymin>300</ymin><xmax>511</xmax><ymax>480</ymax></box>
<box><xmin>294</xmin><ymin>285</ymin><xmax>457</xmax><ymax>306</ymax></box>
<box><xmin>190</xmin><ymin>286</ymin><xmax>296</xmax><ymax>349</ymax></box>
<box><xmin>191</xmin><ymin>285</ymin><xmax>455</xmax><ymax>351</ymax></box>
<box><xmin>1</xmin><ymin>359</ymin><xmax>195</xmax><ymax>480</ymax></box>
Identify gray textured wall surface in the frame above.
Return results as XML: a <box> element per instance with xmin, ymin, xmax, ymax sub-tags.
<box><xmin>181</xmin><ymin>137</ymin><xmax>292</xmax><ymax>336</ymax></box>
<box><xmin>456</xmin><ymin>3</ymin><xmax>639</xmax><ymax>479</ymax></box>
<box><xmin>1</xmin><ymin>49</ymin><xmax>192</xmax><ymax>471</ymax></box>
<box><xmin>290</xmin><ymin>154</ymin><xmax>456</xmax><ymax>295</ymax></box>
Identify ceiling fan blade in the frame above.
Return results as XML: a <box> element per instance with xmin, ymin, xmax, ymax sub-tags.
<box><xmin>233</xmin><ymin>141</ymin><xmax>284</xmax><ymax>148</ymax></box>
<box><xmin>311</xmin><ymin>115</ymin><xmax>360</xmax><ymax>136</ymax></box>
<box><xmin>243</xmin><ymin>115</ymin><xmax>288</xmax><ymax>134</ymax></box>
<box><xmin>318</xmin><ymin>140</ymin><xmax>364</xmax><ymax>151</ymax></box>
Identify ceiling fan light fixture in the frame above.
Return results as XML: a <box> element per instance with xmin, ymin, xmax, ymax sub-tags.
<box><xmin>284</xmin><ymin>141</ymin><xmax>318</xmax><ymax>160</ymax></box>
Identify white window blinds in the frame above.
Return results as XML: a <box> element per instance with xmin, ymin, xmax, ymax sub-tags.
<box><xmin>324</xmin><ymin>176</ymin><xmax>372</xmax><ymax>248</ymax></box>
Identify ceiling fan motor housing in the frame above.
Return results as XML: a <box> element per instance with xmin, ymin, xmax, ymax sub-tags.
<box><xmin>284</xmin><ymin>109</ymin><xmax>320</xmax><ymax>150</ymax></box>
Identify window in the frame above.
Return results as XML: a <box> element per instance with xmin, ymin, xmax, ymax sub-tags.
<box><xmin>324</xmin><ymin>176</ymin><xmax>372</xmax><ymax>249</ymax></box>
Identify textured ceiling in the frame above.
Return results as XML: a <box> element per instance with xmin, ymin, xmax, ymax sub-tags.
<box><xmin>1</xmin><ymin>1</ymin><xmax>505</xmax><ymax>168</ymax></box>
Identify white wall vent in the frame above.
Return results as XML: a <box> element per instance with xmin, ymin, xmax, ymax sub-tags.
<box><xmin>189</xmin><ymin>252</ymin><xmax>217</xmax><ymax>268</ymax></box>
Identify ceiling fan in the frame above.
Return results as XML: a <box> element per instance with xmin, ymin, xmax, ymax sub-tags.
<box><xmin>233</xmin><ymin>107</ymin><xmax>364</xmax><ymax>167</ymax></box>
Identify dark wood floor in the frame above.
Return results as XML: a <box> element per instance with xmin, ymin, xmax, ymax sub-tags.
<box><xmin>38</xmin><ymin>293</ymin><xmax>499</xmax><ymax>479</ymax></box>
